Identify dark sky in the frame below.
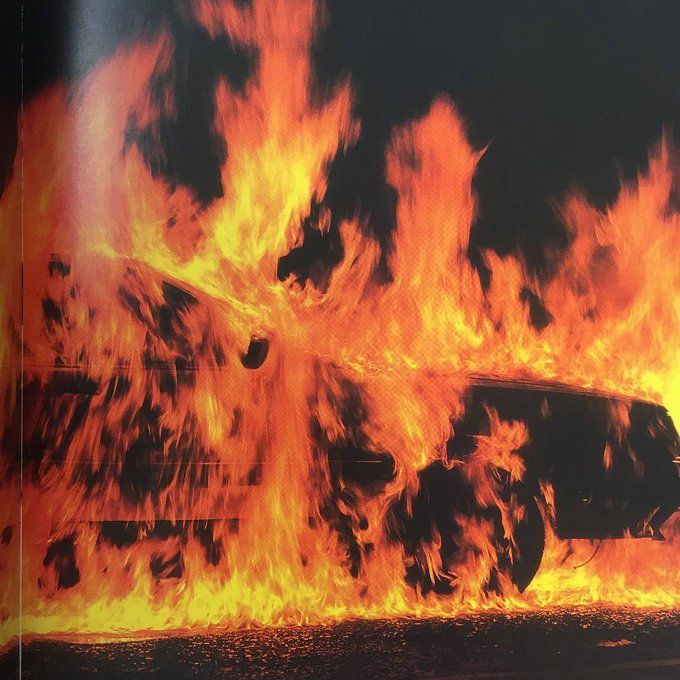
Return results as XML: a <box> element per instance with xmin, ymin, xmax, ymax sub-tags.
<box><xmin>3</xmin><ymin>0</ymin><xmax>680</xmax><ymax>273</ymax></box>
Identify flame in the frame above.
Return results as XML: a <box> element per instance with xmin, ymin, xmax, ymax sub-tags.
<box><xmin>0</xmin><ymin>0</ymin><xmax>678</xmax><ymax>646</ymax></box>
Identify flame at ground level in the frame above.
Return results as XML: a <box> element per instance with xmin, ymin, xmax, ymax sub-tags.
<box><xmin>14</xmin><ymin>519</ymin><xmax>680</xmax><ymax>641</ymax></box>
<box><xmin>1</xmin><ymin>0</ymin><xmax>678</xmax><ymax>646</ymax></box>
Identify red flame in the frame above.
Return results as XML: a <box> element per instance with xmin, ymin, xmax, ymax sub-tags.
<box><xmin>0</xmin><ymin>0</ymin><xmax>678</xmax><ymax>646</ymax></box>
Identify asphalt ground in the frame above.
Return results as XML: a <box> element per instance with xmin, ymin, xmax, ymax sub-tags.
<box><xmin>2</xmin><ymin>608</ymin><xmax>679</xmax><ymax>679</ymax></box>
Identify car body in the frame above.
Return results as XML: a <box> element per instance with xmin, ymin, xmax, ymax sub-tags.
<box><xmin>23</xmin><ymin>369</ymin><xmax>680</xmax><ymax>593</ymax></box>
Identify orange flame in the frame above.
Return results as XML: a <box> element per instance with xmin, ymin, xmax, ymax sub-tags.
<box><xmin>0</xmin><ymin>0</ymin><xmax>678</xmax><ymax>646</ymax></box>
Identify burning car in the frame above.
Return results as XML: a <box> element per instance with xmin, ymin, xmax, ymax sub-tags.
<box><xmin>22</xmin><ymin>357</ymin><xmax>680</xmax><ymax>598</ymax></box>
<box><xmin>3</xmin><ymin>0</ymin><xmax>679</xmax><ymax>644</ymax></box>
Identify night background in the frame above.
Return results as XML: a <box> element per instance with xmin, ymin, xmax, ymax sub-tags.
<box><xmin>2</xmin><ymin>0</ymin><xmax>680</xmax><ymax>273</ymax></box>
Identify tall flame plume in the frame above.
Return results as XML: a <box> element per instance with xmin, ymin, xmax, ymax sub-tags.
<box><xmin>0</xmin><ymin>0</ymin><xmax>678</xmax><ymax>646</ymax></box>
